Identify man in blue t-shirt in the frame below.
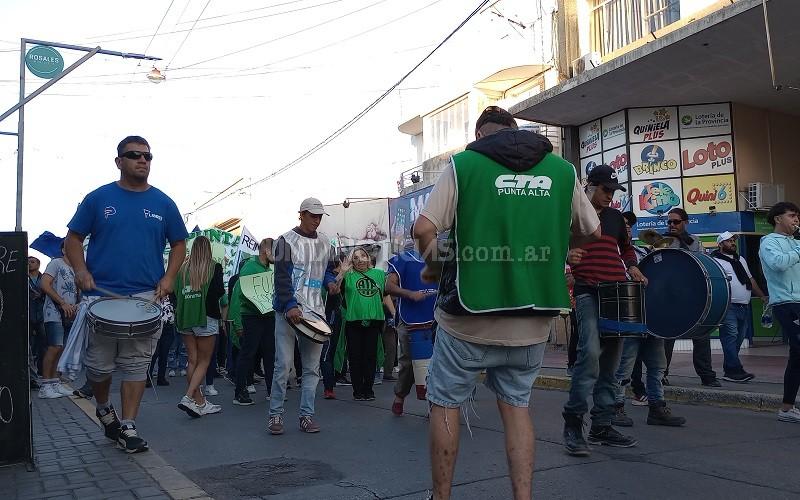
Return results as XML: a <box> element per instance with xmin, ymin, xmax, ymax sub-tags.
<box><xmin>64</xmin><ymin>135</ymin><xmax>188</xmax><ymax>454</ymax></box>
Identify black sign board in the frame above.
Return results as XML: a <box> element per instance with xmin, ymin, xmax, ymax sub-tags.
<box><xmin>0</xmin><ymin>232</ymin><xmax>32</xmax><ymax>466</ymax></box>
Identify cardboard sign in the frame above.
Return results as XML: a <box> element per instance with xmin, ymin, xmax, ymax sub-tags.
<box><xmin>601</xmin><ymin>110</ymin><xmax>626</xmax><ymax>150</ymax></box>
<box><xmin>628</xmin><ymin>106</ymin><xmax>678</xmax><ymax>143</ymax></box>
<box><xmin>239</xmin><ymin>270</ymin><xmax>275</xmax><ymax>315</ymax></box>
<box><xmin>579</xmin><ymin>119</ymin><xmax>601</xmax><ymax>158</ymax></box>
<box><xmin>678</xmin><ymin>103</ymin><xmax>731</xmax><ymax>138</ymax></box>
<box><xmin>629</xmin><ymin>141</ymin><xmax>681</xmax><ymax>180</ymax></box>
<box><xmin>683</xmin><ymin>174</ymin><xmax>737</xmax><ymax>214</ymax></box>
<box><xmin>680</xmin><ymin>135</ymin><xmax>734</xmax><ymax>177</ymax></box>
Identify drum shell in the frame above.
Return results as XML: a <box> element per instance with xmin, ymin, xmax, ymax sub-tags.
<box><xmin>597</xmin><ymin>281</ymin><xmax>648</xmax><ymax>339</ymax></box>
<box><xmin>87</xmin><ymin>298</ymin><xmax>163</xmax><ymax>339</ymax></box>
<box><xmin>638</xmin><ymin>248</ymin><xmax>730</xmax><ymax>340</ymax></box>
<box><xmin>409</xmin><ymin>329</ymin><xmax>434</xmax><ymax>360</ymax></box>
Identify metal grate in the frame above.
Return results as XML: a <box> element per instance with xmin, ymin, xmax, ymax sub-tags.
<box><xmin>589</xmin><ymin>0</ymin><xmax>680</xmax><ymax>56</ymax></box>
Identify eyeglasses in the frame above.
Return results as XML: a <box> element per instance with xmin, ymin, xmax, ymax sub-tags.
<box><xmin>667</xmin><ymin>219</ymin><xmax>684</xmax><ymax>226</ymax></box>
<box><xmin>120</xmin><ymin>151</ymin><xmax>153</xmax><ymax>161</ymax></box>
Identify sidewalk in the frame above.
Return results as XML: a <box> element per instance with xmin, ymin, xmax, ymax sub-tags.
<box><xmin>1</xmin><ymin>392</ymin><xmax>210</xmax><ymax>500</ymax></box>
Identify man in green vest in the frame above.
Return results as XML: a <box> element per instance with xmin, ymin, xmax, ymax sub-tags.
<box><xmin>414</xmin><ymin>106</ymin><xmax>600</xmax><ymax>500</ymax></box>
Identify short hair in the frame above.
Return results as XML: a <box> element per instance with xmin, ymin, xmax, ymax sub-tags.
<box><xmin>621</xmin><ymin>211</ymin><xmax>637</xmax><ymax>227</ymax></box>
<box><xmin>117</xmin><ymin>136</ymin><xmax>150</xmax><ymax>156</ymax></box>
<box><xmin>668</xmin><ymin>207</ymin><xmax>688</xmax><ymax>221</ymax></box>
<box><xmin>259</xmin><ymin>237</ymin><xmax>274</xmax><ymax>251</ymax></box>
<box><xmin>767</xmin><ymin>201</ymin><xmax>800</xmax><ymax>227</ymax></box>
<box><xmin>475</xmin><ymin>106</ymin><xmax>517</xmax><ymax>137</ymax></box>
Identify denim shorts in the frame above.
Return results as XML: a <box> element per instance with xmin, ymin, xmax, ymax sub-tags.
<box><xmin>181</xmin><ymin>317</ymin><xmax>220</xmax><ymax>337</ymax></box>
<box><xmin>44</xmin><ymin>321</ymin><xmax>69</xmax><ymax>347</ymax></box>
<box><xmin>427</xmin><ymin>327</ymin><xmax>546</xmax><ymax>408</ymax></box>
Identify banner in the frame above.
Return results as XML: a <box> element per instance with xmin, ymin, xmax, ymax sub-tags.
<box><xmin>0</xmin><ymin>232</ymin><xmax>33</xmax><ymax>466</ymax></box>
<box><xmin>632</xmin><ymin>178</ymin><xmax>683</xmax><ymax>218</ymax></box>
<box><xmin>629</xmin><ymin>141</ymin><xmax>681</xmax><ymax>180</ymax></box>
<box><xmin>601</xmin><ymin>110</ymin><xmax>626</xmax><ymax>151</ymax></box>
<box><xmin>324</xmin><ymin>198</ymin><xmax>391</xmax><ymax>269</ymax></box>
<box><xmin>234</xmin><ymin>226</ymin><xmax>259</xmax><ymax>273</ymax></box>
<box><xmin>680</xmin><ymin>135</ymin><xmax>734</xmax><ymax>177</ymax></box>
<box><xmin>579</xmin><ymin>154</ymin><xmax>602</xmax><ymax>181</ymax></box>
<box><xmin>165</xmin><ymin>228</ymin><xmax>240</xmax><ymax>289</ymax></box>
<box><xmin>603</xmin><ymin>146</ymin><xmax>630</xmax><ymax>183</ymax></box>
<box><xmin>628</xmin><ymin>106</ymin><xmax>678</xmax><ymax>143</ymax></box>
<box><xmin>389</xmin><ymin>185</ymin><xmax>434</xmax><ymax>252</ymax></box>
<box><xmin>633</xmin><ymin>211</ymin><xmax>745</xmax><ymax>237</ymax></box>
<box><xmin>239</xmin><ymin>270</ymin><xmax>274</xmax><ymax>314</ymax></box>
<box><xmin>682</xmin><ymin>174</ymin><xmax>737</xmax><ymax>214</ymax></box>
<box><xmin>678</xmin><ymin>103</ymin><xmax>731</xmax><ymax>138</ymax></box>
<box><xmin>579</xmin><ymin>119</ymin><xmax>601</xmax><ymax>158</ymax></box>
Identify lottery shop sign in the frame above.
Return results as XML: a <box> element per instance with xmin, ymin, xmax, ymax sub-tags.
<box><xmin>683</xmin><ymin>174</ymin><xmax>736</xmax><ymax>214</ymax></box>
<box><xmin>579</xmin><ymin>120</ymin><xmax>601</xmax><ymax>158</ymax></box>
<box><xmin>681</xmin><ymin>135</ymin><xmax>734</xmax><ymax>177</ymax></box>
<box><xmin>629</xmin><ymin>141</ymin><xmax>680</xmax><ymax>180</ymax></box>
<box><xmin>628</xmin><ymin>107</ymin><xmax>678</xmax><ymax>143</ymax></box>
<box><xmin>632</xmin><ymin>179</ymin><xmax>683</xmax><ymax>218</ymax></box>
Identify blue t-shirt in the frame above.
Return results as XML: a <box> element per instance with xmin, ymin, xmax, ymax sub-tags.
<box><xmin>387</xmin><ymin>250</ymin><xmax>437</xmax><ymax>326</ymax></box>
<box><xmin>68</xmin><ymin>182</ymin><xmax>188</xmax><ymax>295</ymax></box>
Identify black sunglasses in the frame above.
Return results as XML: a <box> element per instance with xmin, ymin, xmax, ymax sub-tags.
<box><xmin>667</xmin><ymin>219</ymin><xmax>685</xmax><ymax>225</ymax></box>
<box><xmin>120</xmin><ymin>151</ymin><xmax>153</xmax><ymax>161</ymax></box>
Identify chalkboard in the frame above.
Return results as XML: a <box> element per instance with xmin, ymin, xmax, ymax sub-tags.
<box><xmin>0</xmin><ymin>232</ymin><xmax>32</xmax><ymax>466</ymax></box>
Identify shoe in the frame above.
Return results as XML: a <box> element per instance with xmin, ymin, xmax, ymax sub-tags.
<box><xmin>647</xmin><ymin>401</ymin><xmax>686</xmax><ymax>426</ymax></box>
<box><xmin>336</xmin><ymin>376</ymin><xmax>352</xmax><ymax>386</ymax></box>
<box><xmin>73</xmin><ymin>387</ymin><xmax>93</xmax><ymax>400</ymax></box>
<box><xmin>588</xmin><ymin>426</ymin><xmax>638</xmax><ymax>448</ymax></box>
<box><xmin>204</xmin><ymin>385</ymin><xmax>219</xmax><ymax>396</ymax></box>
<box><xmin>661</xmin><ymin>376</ymin><xmax>670</xmax><ymax>386</ymax></box>
<box><xmin>233</xmin><ymin>392</ymin><xmax>254</xmax><ymax>406</ymax></box>
<box><xmin>177</xmin><ymin>396</ymin><xmax>202</xmax><ymax>418</ymax></box>
<box><xmin>630</xmin><ymin>394</ymin><xmax>648</xmax><ymax>406</ymax></box>
<box><xmin>253</xmin><ymin>372</ymin><xmax>265</xmax><ymax>382</ymax></box>
<box><xmin>563</xmin><ymin>413</ymin><xmax>590</xmax><ymax>457</ymax></box>
<box><xmin>374</xmin><ymin>373</ymin><xmax>383</xmax><ymax>385</ymax></box>
<box><xmin>156</xmin><ymin>378</ymin><xmax>170</xmax><ymax>387</ymax></box>
<box><xmin>722</xmin><ymin>372</ymin><xmax>755</xmax><ymax>383</ymax></box>
<box><xmin>145</xmin><ymin>378</ymin><xmax>152</xmax><ymax>388</ymax></box>
<box><xmin>38</xmin><ymin>384</ymin><xmax>64</xmax><ymax>399</ymax></box>
<box><xmin>566</xmin><ymin>366</ymin><xmax>574</xmax><ymax>377</ymax></box>
<box><xmin>116</xmin><ymin>423</ymin><xmax>148</xmax><ymax>454</ymax></box>
<box><xmin>365</xmin><ymin>393</ymin><xmax>376</xmax><ymax>401</ymax></box>
<box><xmin>299</xmin><ymin>416</ymin><xmax>320</xmax><ymax>433</ymax></box>
<box><xmin>612</xmin><ymin>404</ymin><xmax>634</xmax><ymax>427</ymax></box>
<box><xmin>778</xmin><ymin>407</ymin><xmax>800</xmax><ymax>423</ymax></box>
<box><xmin>30</xmin><ymin>379</ymin><xmax>41</xmax><ymax>390</ymax></box>
<box><xmin>392</xmin><ymin>399</ymin><xmax>404</xmax><ymax>416</ymax></box>
<box><xmin>168</xmin><ymin>369</ymin><xmax>176</xmax><ymax>377</ymax></box>
<box><xmin>702</xmin><ymin>379</ymin><xmax>722</xmax><ymax>388</ymax></box>
<box><xmin>224</xmin><ymin>374</ymin><xmax>236</xmax><ymax>386</ymax></box>
<box><xmin>96</xmin><ymin>405</ymin><xmax>121</xmax><ymax>441</ymax></box>
<box><xmin>323</xmin><ymin>389</ymin><xmax>335</xmax><ymax>399</ymax></box>
<box><xmin>247</xmin><ymin>385</ymin><xmax>256</xmax><ymax>394</ymax></box>
<box><xmin>179</xmin><ymin>369</ymin><xmax>187</xmax><ymax>377</ymax></box>
<box><xmin>354</xmin><ymin>394</ymin><xmax>366</xmax><ymax>401</ymax></box>
<box><xmin>197</xmin><ymin>400</ymin><xmax>222</xmax><ymax>415</ymax></box>
<box><xmin>55</xmin><ymin>383</ymin><xmax>74</xmax><ymax>396</ymax></box>
<box><xmin>415</xmin><ymin>386</ymin><xmax>427</xmax><ymax>400</ymax></box>
<box><xmin>268</xmin><ymin>415</ymin><xmax>284</xmax><ymax>435</ymax></box>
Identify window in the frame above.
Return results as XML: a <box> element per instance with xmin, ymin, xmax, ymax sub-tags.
<box><xmin>423</xmin><ymin>98</ymin><xmax>470</xmax><ymax>160</ymax></box>
<box><xmin>590</xmin><ymin>0</ymin><xmax>680</xmax><ymax>57</ymax></box>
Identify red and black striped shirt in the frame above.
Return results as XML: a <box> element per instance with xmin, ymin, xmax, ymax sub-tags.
<box><xmin>573</xmin><ymin>207</ymin><xmax>637</xmax><ymax>295</ymax></box>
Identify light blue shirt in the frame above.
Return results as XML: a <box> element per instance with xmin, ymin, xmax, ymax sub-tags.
<box><xmin>759</xmin><ymin>232</ymin><xmax>800</xmax><ymax>305</ymax></box>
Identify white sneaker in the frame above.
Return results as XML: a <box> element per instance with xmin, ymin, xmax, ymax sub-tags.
<box><xmin>38</xmin><ymin>384</ymin><xmax>64</xmax><ymax>399</ymax></box>
<box><xmin>54</xmin><ymin>383</ymin><xmax>74</xmax><ymax>397</ymax></box>
<box><xmin>168</xmin><ymin>369</ymin><xmax>176</xmax><ymax>377</ymax></box>
<box><xmin>778</xmin><ymin>407</ymin><xmax>800</xmax><ymax>423</ymax></box>
<box><xmin>204</xmin><ymin>385</ymin><xmax>219</xmax><ymax>396</ymax></box>
<box><xmin>247</xmin><ymin>385</ymin><xmax>256</xmax><ymax>394</ymax></box>
<box><xmin>198</xmin><ymin>400</ymin><xmax>222</xmax><ymax>415</ymax></box>
<box><xmin>374</xmin><ymin>372</ymin><xmax>383</xmax><ymax>385</ymax></box>
<box><xmin>177</xmin><ymin>395</ymin><xmax>202</xmax><ymax>418</ymax></box>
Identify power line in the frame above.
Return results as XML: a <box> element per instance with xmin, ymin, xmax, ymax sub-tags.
<box><xmin>185</xmin><ymin>0</ymin><xmax>490</xmax><ymax>216</ymax></box>
<box><xmin>143</xmin><ymin>0</ymin><xmax>177</xmax><ymax>56</ymax></box>
<box><xmin>165</xmin><ymin>0</ymin><xmax>213</xmax><ymax>69</ymax></box>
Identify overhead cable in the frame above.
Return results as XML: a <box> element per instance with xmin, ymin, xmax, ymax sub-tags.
<box><xmin>165</xmin><ymin>0</ymin><xmax>213</xmax><ymax>69</ymax></box>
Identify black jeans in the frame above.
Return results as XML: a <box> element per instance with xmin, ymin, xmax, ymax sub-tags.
<box><xmin>149</xmin><ymin>322</ymin><xmax>176</xmax><ymax>380</ymax></box>
<box><xmin>663</xmin><ymin>336</ymin><xmax>717</xmax><ymax>382</ymax></box>
<box><xmin>236</xmin><ymin>314</ymin><xmax>276</xmax><ymax>396</ymax></box>
<box><xmin>321</xmin><ymin>312</ymin><xmax>342</xmax><ymax>391</ymax></box>
<box><xmin>346</xmin><ymin>320</ymin><xmax>381</xmax><ymax>398</ymax></box>
<box><xmin>774</xmin><ymin>303</ymin><xmax>800</xmax><ymax>405</ymax></box>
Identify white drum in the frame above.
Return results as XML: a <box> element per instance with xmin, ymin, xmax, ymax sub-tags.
<box><xmin>291</xmin><ymin>313</ymin><xmax>332</xmax><ymax>344</ymax></box>
<box><xmin>87</xmin><ymin>297</ymin><xmax>162</xmax><ymax>339</ymax></box>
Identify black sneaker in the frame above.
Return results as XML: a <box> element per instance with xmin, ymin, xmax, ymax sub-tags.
<box><xmin>116</xmin><ymin>423</ymin><xmax>148</xmax><ymax>453</ymax></box>
<box><xmin>611</xmin><ymin>403</ymin><xmax>634</xmax><ymax>427</ymax></box>
<box><xmin>588</xmin><ymin>425</ymin><xmax>637</xmax><ymax>448</ymax></box>
<box><xmin>647</xmin><ymin>401</ymin><xmax>686</xmax><ymax>427</ymax></box>
<box><xmin>74</xmin><ymin>385</ymin><xmax>93</xmax><ymax>400</ymax></box>
<box><xmin>365</xmin><ymin>393</ymin><xmax>376</xmax><ymax>401</ymax></box>
<box><xmin>96</xmin><ymin>406</ymin><xmax>121</xmax><ymax>441</ymax></box>
<box><xmin>702</xmin><ymin>378</ymin><xmax>722</xmax><ymax>388</ymax></box>
<box><xmin>563</xmin><ymin>413</ymin><xmax>590</xmax><ymax>457</ymax></box>
<box><xmin>233</xmin><ymin>392</ymin><xmax>254</xmax><ymax>406</ymax></box>
<box><xmin>336</xmin><ymin>376</ymin><xmax>352</xmax><ymax>386</ymax></box>
<box><xmin>156</xmin><ymin>378</ymin><xmax>170</xmax><ymax>386</ymax></box>
<box><xmin>722</xmin><ymin>372</ymin><xmax>755</xmax><ymax>383</ymax></box>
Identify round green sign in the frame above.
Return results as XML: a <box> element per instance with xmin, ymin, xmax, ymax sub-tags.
<box><xmin>25</xmin><ymin>45</ymin><xmax>64</xmax><ymax>79</ymax></box>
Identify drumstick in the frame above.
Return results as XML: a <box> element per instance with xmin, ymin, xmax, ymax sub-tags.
<box><xmin>93</xmin><ymin>286</ymin><xmax>161</xmax><ymax>309</ymax></box>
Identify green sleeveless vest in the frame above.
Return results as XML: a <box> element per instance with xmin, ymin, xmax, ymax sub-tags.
<box><xmin>452</xmin><ymin>150</ymin><xmax>575</xmax><ymax>312</ymax></box>
<box><xmin>175</xmin><ymin>264</ymin><xmax>212</xmax><ymax>331</ymax></box>
<box><xmin>343</xmin><ymin>268</ymin><xmax>386</xmax><ymax>322</ymax></box>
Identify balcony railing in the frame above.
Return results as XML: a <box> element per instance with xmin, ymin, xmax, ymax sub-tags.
<box><xmin>590</xmin><ymin>0</ymin><xmax>680</xmax><ymax>57</ymax></box>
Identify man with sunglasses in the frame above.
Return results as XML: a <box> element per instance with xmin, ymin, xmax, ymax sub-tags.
<box><xmin>563</xmin><ymin>164</ymin><xmax>646</xmax><ymax>457</ymax></box>
<box><xmin>65</xmin><ymin>136</ymin><xmax>188</xmax><ymax>453</ymax></box>
<box><xmin>661</xmin><ymin>207</ymin><xmax>721</xmax><ymax>388</ymax></box>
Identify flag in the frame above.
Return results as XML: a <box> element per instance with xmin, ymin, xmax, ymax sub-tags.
<box><xmin>30</xmin><ymin>231</ymin><xmax>64</xmax><ymax>258</ymax></box>
<box><xmin>234</xmin><ymin>226</ymin><xmax>259</xmax><ymax>272</ymax></box>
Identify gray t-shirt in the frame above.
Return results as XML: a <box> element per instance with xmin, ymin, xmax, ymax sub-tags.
<box><xmin>43</xmin><ymin>258</ymin><xmax>78</xmax><ymax>323</ymax></box>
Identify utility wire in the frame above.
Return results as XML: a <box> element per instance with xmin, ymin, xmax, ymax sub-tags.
<box><xmin>143</xmin><ymin>0</ymin><xmax>177</xmax><ymax>56</ymax></box>
<box><xmin>185</xmin><ymin>0</ymin><xmax>490</xmax><ymax>216</ymax></box>
<box><xmin>165</xmin><ymin>0</ymin><xmax>213</xmax><ymax>69</ymax></box>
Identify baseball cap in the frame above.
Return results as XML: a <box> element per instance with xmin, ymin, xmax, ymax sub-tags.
<box><xmin>298</xmin><ymin>197</ymin><xmax>328</xmax><ymax>215</ymax></box>
<box><xmin>716</xmin><ymin>231</ymin><xmax>736</xmax><ymax>244</ymax></box>
<box><xmin>587</xmin><ymin>164</ymin><xmax>626</xmax><ymax>192</ymax></box>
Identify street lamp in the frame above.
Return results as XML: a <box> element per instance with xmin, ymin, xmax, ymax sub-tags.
<box><xmin>147</xmin><ymin>67</ymin><xmax>165</xmax><ymax>83</ymax></box>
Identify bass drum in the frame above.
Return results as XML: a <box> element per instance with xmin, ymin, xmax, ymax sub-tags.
<box><xmin>638</xmin><ymin>248</ymin><xmax>730</xmax><ymax>340</ymax></box>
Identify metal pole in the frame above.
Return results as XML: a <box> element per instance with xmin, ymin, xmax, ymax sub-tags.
<box><xmin>16</xmin><ymin>38</ymin><xmax>25</xmax><ymax>231</ymax></box>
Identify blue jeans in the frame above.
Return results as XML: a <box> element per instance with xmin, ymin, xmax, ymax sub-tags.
<box><xmin>167</xmin><ymin>331</ymin><xmax>188</xmax><ymax>370</ymax></box>
<box><xmin>564</xmin><ymin>293</ymin><xmax>623</xmax><ymax>427</ymax></box>
<box><xmin>269</xmin><ymin>313</ymin><xmax>323</xmax><ymax>418</ymax></box>
<box><xmin>614</xmin><ymin>336</ymin><xmax>666</xmax><ymax>405</ymax></box>
<box><xmin>719</xmin><ymin>303</ymin><xmax>750</xmax><ymax>375</ymax></box>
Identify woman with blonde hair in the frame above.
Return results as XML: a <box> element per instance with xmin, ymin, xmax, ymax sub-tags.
<box><xmin>175</xmin><ymin>236</ymin><xmax>225</xmax><ymax>417</ymax></box>
<box><xmin>338</xmin><ymin>246</ymin><xmax>388</xmax><ymax>401</ymax></box>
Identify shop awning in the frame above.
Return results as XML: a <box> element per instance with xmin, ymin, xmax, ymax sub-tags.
<box><xmin>511</xmin><ymin>0</ymin><xmax>800</xmax><ymax>126</ymax></box>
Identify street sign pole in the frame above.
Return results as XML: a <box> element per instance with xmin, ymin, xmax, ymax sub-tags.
<box><xmin>16</xmin><ymin>39</ymin><xmax>25</xmax><ymax>232</ymax></box>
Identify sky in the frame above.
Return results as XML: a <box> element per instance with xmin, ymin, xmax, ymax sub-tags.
<box><xmin>0</xmin><ymin>0</ymin><xmax>546</xmax><ymax>264</ymax></box>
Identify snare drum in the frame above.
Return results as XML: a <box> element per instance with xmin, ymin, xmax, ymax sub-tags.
<box><xmin>290</xmin><ymin>313</ymin><xmax>333</xmax><ymax>344</ymax></box>
<box><xmin>597</xmin><ymin>281</ymin><xmax>648</xmax><ymax>338</ymax></box>
<box><xmin>87</xmin><ymin>297</ymin><xmax>163</xmax><ymax>339</ymax></box>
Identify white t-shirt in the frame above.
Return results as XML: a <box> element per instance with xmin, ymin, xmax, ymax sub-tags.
<box><xmin>713</xmin><ymin>254</ymin><xmax>753</xmax><ymax>304</ymax></box>
<box><xmin>43</xmin><ymin>258</ymin><xmax>78</xmax><ymax>323</ymax></box>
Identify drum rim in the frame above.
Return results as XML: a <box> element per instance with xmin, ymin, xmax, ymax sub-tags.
<box><xmin>88</xmin><ymin>296</ymin><xmax>162</xmax><ymax>316</ymax></box>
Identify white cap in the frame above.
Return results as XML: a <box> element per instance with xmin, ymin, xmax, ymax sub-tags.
<box><xmin>716</xmin><ymin>231</ymin><xmax>736</xmax><ymax>244</ymax></box>
<box><xmin>298</xmin><ymin>197</ymin><xmax>328</xmax><ymax>215</ymax></box>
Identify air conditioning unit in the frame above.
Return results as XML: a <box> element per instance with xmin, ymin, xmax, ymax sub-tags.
<box><xmin>746</xmin><ymin>182</ymin><xmax>784</xmax><ymax>210</ymax></box>
<box><xmin>570</xmin><ymin>52</ymin><xmax>601</xmax><ymax>77</ymax></box>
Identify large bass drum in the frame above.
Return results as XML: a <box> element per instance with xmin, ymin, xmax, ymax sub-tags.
<box><xmin>637</xmin><ymin>248</ymin><xmax>730</xmax><ymax>339</ymax></box>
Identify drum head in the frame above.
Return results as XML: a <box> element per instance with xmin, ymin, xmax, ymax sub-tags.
<box><xmin>303</xmin><ymin>318</ymin><xmax>332</xmax><ymax>335</ymax></box>
<box><xmin>89</xmin><ymin>297</ymin><xmax>161</xmax><ymax>323</ymax></box>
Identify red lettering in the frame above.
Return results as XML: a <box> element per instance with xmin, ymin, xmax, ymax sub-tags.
<box><xmin>686</xmin><ymin>188</ymin><xmax>717</xmax><ymax>205</ymax></box>
<box><xmin>682</xmin><ymin>141</ymin><xmax>732</xmax><ymax>170</ymax></box>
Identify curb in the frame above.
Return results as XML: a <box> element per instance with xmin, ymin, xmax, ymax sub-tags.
<box><xmin>534</xmin><ymin>375</ymin><xmax>782</xmax><ymax>412</ymax></box>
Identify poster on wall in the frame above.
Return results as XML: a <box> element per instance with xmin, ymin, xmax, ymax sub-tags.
<box><xmin>680</xmin><ymin>135</ymin><xmax>734</xmax><ymax>177</ymax></box>
<box><xmin>632</xmin><ymin>178</ymin><xmax>683</xmax><ymax>218</ymax></box>
<box><xmin>325</xmin><ymin>199</ymin><xmax>391</xmax><ymax>268</ymax></box>
<box><xmin>601</xmin><ymin>110</ymin><xmax>626</xmax><ymax>150</ymax></box>
<box><xmin>579</xmin><ymin>153</ymin><xmax>603</xmax><ymax>181</ymax></box>
<box><xmin>579</xmin><ymin>119</ymin><xmax>601</xmax><ymax>158</ymax></box>
<box><xmin>628</xmin><ymin>106</ymin><xmax>678</xmax><ymax>143</ymax></box>
<box><xmin>611</xmin><ymin>189</ymin><xmax>632</xmax><ymax>213</ymax></box>
<box><xmin>678</xmin><ymin>103</ymin><xmax>731</xmax><ymax>138</ymax></box>
<box><xmin>389</xmin><ymin>185</ymin><xmax>433</xmax><ymax>252</ymax></box>
<box><xmin>629</xmin><ymin>141</ymin><xmax>681</xmax><ymax>180</ymax></box>
<box><xmin>682</xmin><ymin>174</ymin><xmax>737</xmax><ymax>215</ymax></box>
<box><xmin>603</xmin><ymin>146</ymin><xmax>629</xmax><ymax>183</ymax></box>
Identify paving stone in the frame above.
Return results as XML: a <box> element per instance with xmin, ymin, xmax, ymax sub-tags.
<box><xmin>72</xmin><ymin>485</ymin><xmax>102</xmax><ymax>497</ymax></box>
<box><xmin>133</xmin><ymin>486</ymin><xmax>164</xmax><ymax>498</ymax></box>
